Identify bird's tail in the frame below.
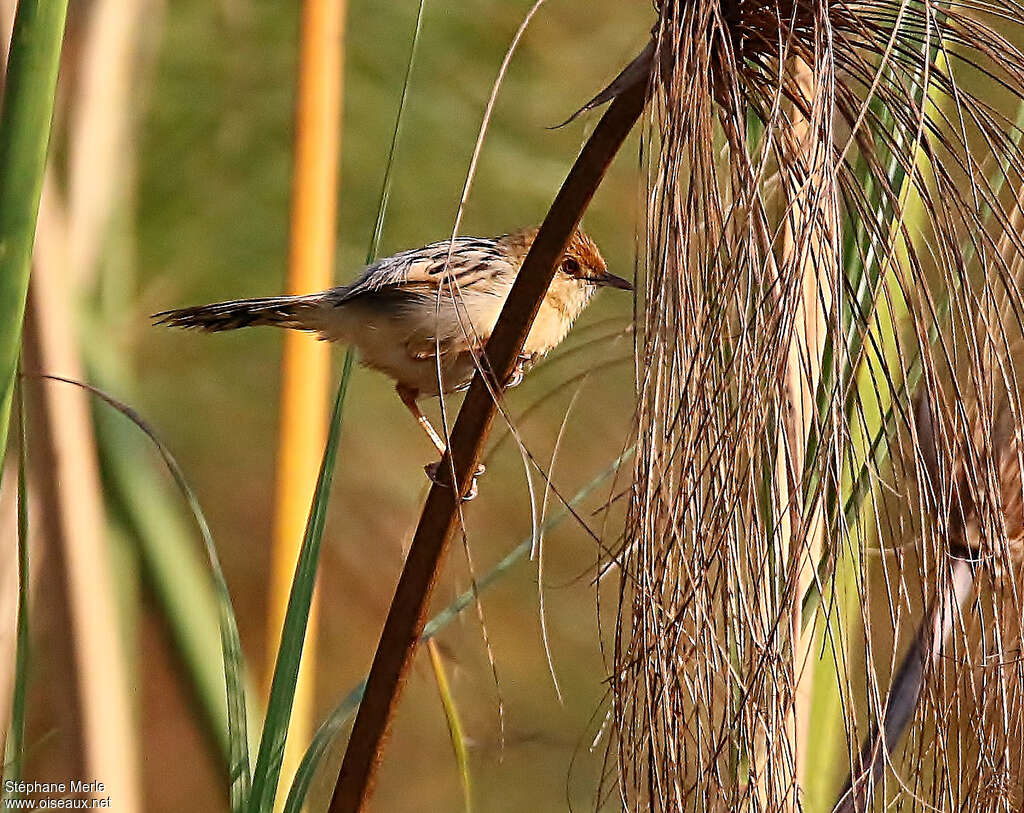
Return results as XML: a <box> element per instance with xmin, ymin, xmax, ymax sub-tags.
<box><xmin>153</xmin><ymin>294</ymin><xmax>326</xmax><ymax>333</ymax></box>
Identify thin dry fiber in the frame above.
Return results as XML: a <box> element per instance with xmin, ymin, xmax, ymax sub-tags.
<box><xmin>613</xmin><ymin>0</ymin><xmax>1024</xmax><ymax>810</ymax></box>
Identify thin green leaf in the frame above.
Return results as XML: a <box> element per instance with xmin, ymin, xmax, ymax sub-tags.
<box><xmin>0</xmin><ymin>0</ymin><xmax>71</xmax><ymax>477</ymax></box>
<box><xmin>257</xmin><ymin>0</ymin><xmax>429</xmax><ymax>806</ymax></box>
<box><xmin>96</xmin><ymin>400</ymin><xmax>243</xmax><ymax>762</ymax></box>
<box><xmin>28</xmin><ymin>374</ymin><xmax>252</xmax><ymax>811</ymax></box>
<box><xmin>366</xmin><ymin>0</ymin><xmax>426</xmax><ymax>264</ymax></box>
<box><xmin>248</xmin><ymin>355</ymin><xmax>353</xmax><ymax>813</ymax></box>
<box><xmin>269</xmin><ymin>4</ymin><xmax>427</xmax><ymax>808</ymax></box>
<box><xmin>281</xmin><ymin>680</ymin><xmax>365</xmax><ymax>813</ymax></box>
<box><xmin>2</xmin><ymin>384</ymin><xmax>30</xmax><ymax>799</ymax></box>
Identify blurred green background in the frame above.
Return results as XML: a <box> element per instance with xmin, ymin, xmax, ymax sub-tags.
<box><xmin>118</xmin><ymin>1</ymin><xmax>650</xmax><ymax>809</ymax></box>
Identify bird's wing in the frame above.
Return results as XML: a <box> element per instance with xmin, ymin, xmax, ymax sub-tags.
<box><xmin>330</xmin><ymin>237</ymin><xmax>516</xmax><ymax>304</ymax></box>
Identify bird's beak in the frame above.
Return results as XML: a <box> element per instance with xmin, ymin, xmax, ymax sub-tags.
<box><xmin>591</xmin><ymin>271</ymin><xmax>633</xmax><ymax>291</ymax></box>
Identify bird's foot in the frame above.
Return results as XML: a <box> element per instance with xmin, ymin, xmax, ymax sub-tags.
<box><xmin>506</xmin><ymin>355</ymin><xmax>531</xmax><ymax>389</ymax></box>
<box><xmin>424</xmin><ymin>461</ymin><xmax>486</xmax><ymax>501</ymax></box>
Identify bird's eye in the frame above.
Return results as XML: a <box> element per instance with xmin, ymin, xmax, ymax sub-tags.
<box><xmin>561</xmin><ymin>257</ymin><xmax>581</xmax><ymax>275</ymax></box>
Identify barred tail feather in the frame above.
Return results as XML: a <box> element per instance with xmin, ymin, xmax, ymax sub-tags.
<box><xmin>152</xmin><ymin>295</ymin><xmax>325</xmax><ymax>333</ymax></box>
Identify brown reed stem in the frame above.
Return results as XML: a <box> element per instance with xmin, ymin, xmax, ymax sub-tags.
<box><xmin>328</xmin><ymin>55</ymin><xmax>650</xmax><ymax>813</ymax></box>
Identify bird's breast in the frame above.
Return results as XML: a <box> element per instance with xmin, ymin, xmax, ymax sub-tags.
<box><xmin>523</xmin><ymin>281</ymin><xmax>594</xmax><ymax>358</ymax></box>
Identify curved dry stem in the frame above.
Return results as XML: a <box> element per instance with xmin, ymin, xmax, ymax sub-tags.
<box><xmin>326</xmin><ymin>55</ymin><xmax>650</xmax><ymax>813</ymax></box>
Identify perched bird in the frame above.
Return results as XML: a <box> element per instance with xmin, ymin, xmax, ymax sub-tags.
<box><xmin>154</xmin><ymin>227</ymin><xmax>630</xmax><ymax>494</ymax></box>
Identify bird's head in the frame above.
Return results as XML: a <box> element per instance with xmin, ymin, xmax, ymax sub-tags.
<box><xmin>498</xmin><ymin>226</ymin><xmax>632</xmax><ymax>358</ymax></box>
<box><xmin>557</xmin><ymin>230</ymin><xmax>632</xmax><ymax>291</ymax></box>
<box><xmin>505</xmin><ymin>227</ymin><xmax>632</xmax><ymax>291</ymax></box>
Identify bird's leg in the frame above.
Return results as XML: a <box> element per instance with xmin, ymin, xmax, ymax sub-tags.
<box><xmin>396</xmin><ymin>384</ymin><xmax>484</xmax><ymax>499</ymax></box>
<box><xmin>397</xmin><ymin>383</ymin><xmax>446</xmax><ymax>455</ymax></box>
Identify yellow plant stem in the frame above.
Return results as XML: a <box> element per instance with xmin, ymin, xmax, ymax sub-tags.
<box><xmin>756</xmin><ymin>57</ymin><xmax>836</xmax><ymax>810</ymax></box>
<box><xmin>267</xmin><ymin>0</ymin><xmax>346</xmax><ymax>807</ymax></box>
<box><xmin>803</xmin><ymin>51</ymin><xmax>948</xmax><ymax>813</ymax></box>
<box><xmin>785</xmin><ymin>60</ymin><xmax>837</xmax><ymax>790</ymax></box>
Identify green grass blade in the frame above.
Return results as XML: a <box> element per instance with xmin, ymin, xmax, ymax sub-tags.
<box><xmin>92</xmin><ymin>392</ymin><xmax>254</xmax><ymax>764</ymax></box>
<box><xmin>0</xmin><ymin>0</ymin><xmax>70</xmax><ymax>475</ymax></box>
<box><xmin>2</xmin><ymin>386</ymin><xmax>30</xmax><ymax>798</ymax></box>
<box><xmin>365</xmin><ymin>0</ymin><xmax>426</xmax><ymax>262</ymax></box>
<box><xmin>31</xmin><ymin>375</ymin><xmax>252</xmax><ymax>811</ymax></box>
<box><xmin>282</xmin><ymin>449</ymin><xmax>634</xmax><ymax>812</ymax></box>
<box><xmin>247</xmin><ymin>354</ymin><xmax>354</xmax><ymax>813</ymax></box>
<box><xmin>281</xmin><ymin>681</ymin><xmax>364</xmax><ymax>813</ymax></box>
<box><xmin>251</xmin><ymin>0</ymin><xmax>422</xmax><ymax>794</ymax></box>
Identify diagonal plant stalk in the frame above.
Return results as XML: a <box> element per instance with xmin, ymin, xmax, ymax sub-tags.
<box><xmin>327</xmin><ymin>57</ymin><xmax>649</xmax><ymax>812</ymax></box>
<box><xmin>283</xmin><ymin>448</ymin><xmax>634</xmax><ymax>813</ymax></box>
<box><xmin>0</xmin><ymin>0</ymin><xmax>71</xmax><ymax>476</ymax></box>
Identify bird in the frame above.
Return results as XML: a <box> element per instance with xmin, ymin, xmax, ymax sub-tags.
<box><xmin>154</xmin><ymin>227</ymin><xmax>631</xmax><ymax>497</ymax></box>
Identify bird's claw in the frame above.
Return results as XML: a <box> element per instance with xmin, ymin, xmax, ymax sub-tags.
<box><xmin>506</xmin><ymin>355</ymin><xmax>531</xmax><ymax>389</ymax></box>
<box><xmin>424</xmin><ymin>461</ymin><xmax>486</xmax><ymax>501</ymax></box>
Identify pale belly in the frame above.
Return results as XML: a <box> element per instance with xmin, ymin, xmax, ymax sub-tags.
<box><xmin>323</xmin><ymin>297</ymin><xmax>497</xmax><ymax>396</ymax></box>
<box><xmin>357</xmin><ymin>341</ymin><xmax>480</xmax><ymax>396</ymax></box>
<box><xmin>318</xmin><ymin>285</ymin><xmax>582</xmax><ymax>397</ymax></box>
